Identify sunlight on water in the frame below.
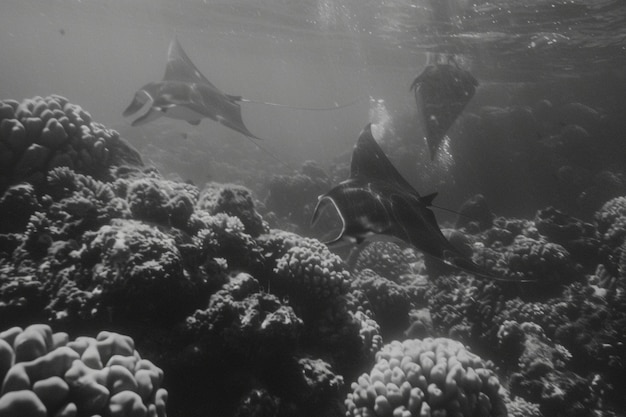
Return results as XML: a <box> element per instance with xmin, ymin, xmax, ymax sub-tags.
<box><xmin>369</xmin><ymin>97</ymin><xmax>393</xmax><ymax>140</ymax></box>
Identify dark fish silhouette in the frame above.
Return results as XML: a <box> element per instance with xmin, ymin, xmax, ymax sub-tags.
<box><xmin>123</xmin><ymin>38</ymin><xmax>261</xmax><ymax>139</ymax></box>
<box><xmin>411</xmin><ymin>63</ymin><xmax>478</xmax><ymax>159</ymax></box>
<box><xmin>311</xmin><ymin>123</ymin><xmax>496</xmax><ymax>278</ymax></box>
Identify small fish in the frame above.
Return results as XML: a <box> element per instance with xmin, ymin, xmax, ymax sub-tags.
<box><xmin>312</xmin><ymin>123</ymin><xmax>514</xmax><ymax>281</ymax></box>
<box><xmin>411</xmin><ymin>62</ymin><xmax>478</xmax><ymax>159</ymax></box>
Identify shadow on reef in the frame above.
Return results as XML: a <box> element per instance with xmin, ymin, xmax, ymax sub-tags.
<box><xmin>0</xmin><ymin>96</ymin><xmax>625</xmax><ymax>417</ymax></box>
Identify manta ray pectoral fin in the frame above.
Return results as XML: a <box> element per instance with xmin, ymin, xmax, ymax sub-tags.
<box><xmin>226</xmin><ymin>94</ymin><xmax>243</xmax><ymax>102</ymax></box>
<box><xmin>131</xmin><ymin>107</ymin><xmax>163</xmax><ymax>126</ymax></box>
<box><xmin>311</xmin><ymin>195</ymin><xmax>332</xmax><ymax>226</ymax></box>
<box><xmin>420</xmin><ymin>192</ymin><xmax>439</xmax><ymax>206</ymax></box>
<box><xmin>123</xmin><ymin>89</ymin><xmax>152</xmax><ymax>117</ymax></box>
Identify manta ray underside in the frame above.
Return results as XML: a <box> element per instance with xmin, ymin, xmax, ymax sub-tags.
<box><xmin>411</xmin><ymin>62</ymin><xmax>478</xmax><ymax>159</ymax></box>
<box><xmin>311</xmin><ymin>123</ymin><xmax>493</xmax><ymax>277</ymax></box>
<box><xmin>123</xmin><ymin>38</ymin><xmax>261</xmax><ymax>139</ymax></box>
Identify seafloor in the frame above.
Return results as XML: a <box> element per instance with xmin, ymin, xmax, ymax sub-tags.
<box><xmin>0</xmin><ymin>95</ymin><xmax>625</xmax><ymax>417</ymax></box>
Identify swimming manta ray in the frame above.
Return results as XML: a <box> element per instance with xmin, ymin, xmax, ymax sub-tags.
<box><xmin>411</xmin><ymin>62</ymin><xmax>478</xmax><ymax>159</ymax></box>
<box><xmin>123</xmin><ymin>38</ymin><xmax>261</xmax><ymax>139</ymax></box>
<box><xmin>311</xmin><ymin>123</ymin><xmax>499</xmax><ymax>279</ymax></box>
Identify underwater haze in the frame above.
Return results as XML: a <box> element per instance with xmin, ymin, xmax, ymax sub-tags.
<box><xmin>1</xmin><ymin>1</ymin><xmax>626</xmax><ymax>417</ymax></box>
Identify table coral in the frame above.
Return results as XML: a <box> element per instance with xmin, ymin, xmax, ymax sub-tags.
<box><xmin>345</xmin><ymin>337</ymin><xmax>507</xmax><ymax>417</ymax></box>
<box><xmin>0</xmin><ymin>324</ymin><xmax>167</xmax><ymax>417</ymax></box>
<box><xmin>0</xmin><ymin>95</ymin><xmax>142</xmax><ymax>193</ymax></box>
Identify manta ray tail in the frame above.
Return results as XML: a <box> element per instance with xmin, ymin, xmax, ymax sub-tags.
<box><xmin>239</xmin><ymin>96</ymin><xmax>370</xmax><ymax>111</ymax></box>
<box><xmin>240</xmin><ymin>135</ymin><xmax>296</xmax><ymax>171</ymax></box>
<box><xmin>444</xmin><ymin>251</ymin><xmax>539</xmax><ymax>283</ymax></box>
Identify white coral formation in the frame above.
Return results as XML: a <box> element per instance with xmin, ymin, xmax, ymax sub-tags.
<box><xmin>345</xmin><ymin>338</ymin><xmax>506</xmax><ymax>417</ymax></box>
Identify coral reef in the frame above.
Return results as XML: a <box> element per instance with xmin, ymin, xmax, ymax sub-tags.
<box><xmin>197</xmin><ymin>183</ymin><xmax>268</xmax><ymax>237</ymax></box>
<box><xmin>0</xmin><ymin>324</ymin><xmax>167</xmax><ymax>417</ymax></box>
<box><xmin>503</xmin><ymin>322</ymin><xmax>595</xmax><ymax>416</ymax></box>
<box><xmin>0</xmin><ymin>95</ymin><xmax>142</xmax><ymax>193</ymax></box>
<box><xmin>264</xmin><ymin>161</ymin><xmax>331</xmax><ymax>232</ymax></box>
<box><xmin>273</xmin><ymin>235</ymin><xmax>351</xmax><ymax>303</ymax></box>
<box><xmin>345</xmin><ymin>337</ymin><xmax>507</xmax><ymax>417</ymax></box>
<box><xmin>353</xmin><ymin>242</ymin><xmax>414</xmax><ymax>282</ymax></box>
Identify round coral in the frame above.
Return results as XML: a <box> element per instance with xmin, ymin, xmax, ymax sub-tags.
<box><xmin>0</xmin><ymin>324</ymin><xmax>167</xmax><ymax>417</ymax></box>
<box><xmin>0</xmin><ymin>95</ymin><xmax>142</xmax><ymax>193</ymax></box>
<box><xmin>274</xmin><ymin>236</ymin><xmax>350</xmax><ymax>301</ymax></box>
<box><xmin>197</xmin><ymin>183</ymin><xmax>267</xmax><ymax>237</ymax></box>
<box><xmin>345</xmin><ymin>337</ymin><xmax>507</xmax><ymax>417</ymax></box>
<box><xmin>353</xmin><ymin>242</ymin><xmax>413</xmax><ymax>282</ymax></box>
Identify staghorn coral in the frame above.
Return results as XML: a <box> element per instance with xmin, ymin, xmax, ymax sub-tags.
<box><xmin>0</xmin><ymin>324</ymin><xmax>167</xmax><ymax>417</ymax></box>
<box><xmin>197</xmin><ymin>183</ymin><xmax>268</xmax><ymax>237</ymax></box>
<box><xmin>345</xmin><ymin>337</ymin><xmax>507</xmax><ymax>417</ymax></box>
<box><xmin>0</xmin><ymin>95</ymin><xmax>142</xmax><ymax>193</ymax></box>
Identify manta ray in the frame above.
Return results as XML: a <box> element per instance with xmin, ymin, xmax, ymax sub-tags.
<box><xmin>123</xmin><ymin>38</ymin><xmax>261</xmax><ymax>139</ymax></box>
<box><xmin>311</xmin><ymin>123</ymin><xmax>498</xmax><ymax>278</ymax></box>
<box><xmin>411</xmin><ymin>62</ymin><xmax>478</xmax><ymax>159</ymax></box>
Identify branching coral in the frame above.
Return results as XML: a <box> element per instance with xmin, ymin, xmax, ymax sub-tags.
<box><xmin>0</xmin><ymin>95</ymin><xmax>142</xmax><ymax>193</ymax></box>
<box><xmin>345</xmin><ymin>337</ymin><xmax>507</xmax><ymax>417</ymax></box>
<box><xmin>0</xmin><ymin>183</ymin><xmax>41</xmax><ymax>234</ymax></box>
<box><xmin>43</xmin><ymin>167</ymin><xmax>130</xmax><ymax>239</ymax></box>
<box><xmin>0</xmin><ymin>324</ymin><xmax>167</xmax><ymax>417</ymax></box>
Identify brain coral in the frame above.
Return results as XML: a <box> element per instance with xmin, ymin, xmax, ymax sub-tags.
<box><xmin>0</xmin><ymin>95</ymin><xmax>142</xmax><ymax>193</ymax></box>
<box><xmin>345</xmin><ymin>337</ymin><xmax>507</xmax><ymax>417</ymax></box>
<box><xmin>0</xmin><ymin>324</ymin><xmax>167</xmax><ymax>417</ymax></box>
